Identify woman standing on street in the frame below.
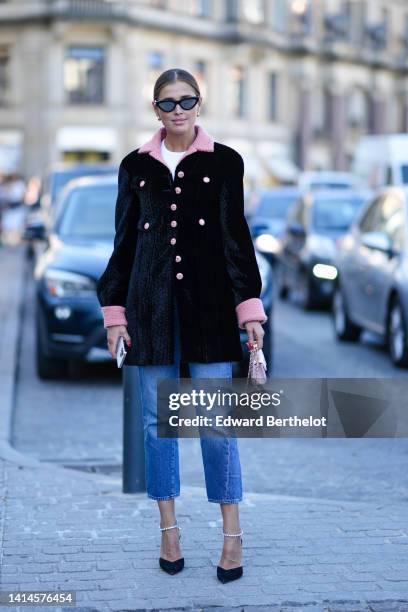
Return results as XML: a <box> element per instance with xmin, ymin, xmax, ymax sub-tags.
<box><xmin>96</xmin><ymin>68</ymin><xmax>267</xmax><ymax>583</ymax></box>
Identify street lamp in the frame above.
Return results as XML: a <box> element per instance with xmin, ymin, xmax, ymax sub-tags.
<box><xmin>290</xmin><ymin>0</ymin><xmax>311</xmax><ymax>35</ymax></box>
<box><xmin>290</xmin><ymin>0</ymin><xmax>309</xmax><ymax>17</ymax></box>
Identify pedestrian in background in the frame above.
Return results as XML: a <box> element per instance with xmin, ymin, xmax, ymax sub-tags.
<box><xmin>97</xmin><ymin>68</ymin><xmax>267</xmax><ymax>583</ymax></box>
<box><xmin>6</xmin><ymin>173</ymin><xmax>26</xmax><ymax>208</ymax></box>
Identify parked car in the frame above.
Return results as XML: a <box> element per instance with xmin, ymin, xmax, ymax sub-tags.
<box><xmin>24</xmin><ymin>162</ymin><xmax>117</xmax><ymax>258</ymax></box>
<box><xmin>34</xmin><ymin>176</ymin><xmax>118</xmax><ymax>379</ymax></box>
<box><xmin>34</xmin><ymin>175</ymin><xmax>274</xmax><ymax>379</ymax></box>
<box><xmin>276</xmin><ymin>189</ymin><xmax>371</xmax><ymax>309</ymax></box>
<box><xmin>40</xmin><ymin>162</ymin><xmax>118</xmax><ymax>211</ymax></box>
<box><xmin>298</xmin><ymin>170</ymin><xmax>359</xmax><ymax>191</ymax></box>
<box><xmin>353</xmin><ymin>133</ymin><xmax>408</xmax><ymax>188</ymax></box>
<box><xmin>332</xmin><ymin>186</ymin><xmax>408</xmax><ymax>368</ymax></box>
<box><xmin>248</xmin><ymin>187</ymin><xmax>302</xmax><ymax>266</ymax></box>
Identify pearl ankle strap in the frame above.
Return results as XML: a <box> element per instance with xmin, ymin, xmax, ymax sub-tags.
<box><xmin>223</xmin><ymin>529</ymin><xmax>243</xmax><ymax>537</ymax></box>
<box><xmin>160</xmin><ymin>523</ymin><xmax>181</xmax><ymax>532</ymax></box>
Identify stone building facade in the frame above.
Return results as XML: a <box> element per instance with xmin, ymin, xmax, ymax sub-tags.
<box><xmin>1</xmin><ymin>0</ymin><xmax>408</xmax><ymax>185</ymax></box>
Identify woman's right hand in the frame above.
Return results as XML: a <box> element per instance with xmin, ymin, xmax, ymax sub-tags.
<box><xmin>107</xmin><ymin>325</ymin><xmax>132</xmax><ymax>359</ymax></box>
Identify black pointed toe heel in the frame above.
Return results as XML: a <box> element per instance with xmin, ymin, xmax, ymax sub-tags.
<box><xmin>217</xmin><ymin>529</ymin><xmax>243</xmax><ymax>583</ymax></box>
<box><xmin>159</xmin><ymin>522</ymin><xmax>184</xmax><ymax>575</ymax></box>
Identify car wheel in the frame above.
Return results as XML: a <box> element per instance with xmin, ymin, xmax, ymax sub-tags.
<box><xmin>26</xmin><ymin>242</ymin><xmax>35</xmax><ymax>260</ymax></box>
<box><xmin>276</xmin><ymin>262</ymin><xmax>288</xmax><ymax>299</ymax></box>
<box><xmin>332</xmin><ymin>285</ymin><xmax>361</xmax><ymax>341</ymax></box>
<box><xmin>387</xmin><ymin>297</ymin><xmax>408</xmax><ymax>368</ymax></box>
<box><xmin>299</xmin><ymin>271</ymin><xmax>317</xmax><ymax>310</ymax></box>
<box><xmin>36</xmin><ymin>312</ymin><xmax>68</xmax><ymax>380</ymax></box>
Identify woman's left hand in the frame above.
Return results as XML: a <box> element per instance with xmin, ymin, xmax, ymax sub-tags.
<box><xmin>244</xmin><ymin>321</ymin><xmax>265</xmax><ymax>350</ymax></box>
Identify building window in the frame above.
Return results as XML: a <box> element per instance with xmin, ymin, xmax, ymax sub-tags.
<box><xmin>229</xmin><ymin>65</ymin><xmax>246</xmax><ymax>118</ymax></box>
<box><xmin>272</xmin><ymin>0</ymin><xmax>287</xmax><ymax>31</ymax></box>
<box><xmin>144</xmin><ymin>50</ymin><xmax>164</xmax><ymax>104</ymax></box>
<box><xmin>225</xmin><ymin>0</ymin><xmax>238</xmax><ymax>22</ymax></box>
<box><xmin>182</xmin><ymin>0</ymin><xmax>212</xmax><ymax>18</ymax></box>
<box><xmin>381</xmin><ymin>7</ymin><xmax>388</xmax><ymax>30</ymax></box>
<box><xmin>367</xmin><ymin>94</ymin><xmax>376</xmax><ymax>133</ymax></box>
<box><xmin>196</xmin><ymin>0</ymin><xmax>211</xmax><ymax>17</ymax></box>
<box><xmin>195</xmin><ymin>60</ymin><xmax>208</xmax><ymax>114</ymax></box>
<box><xmin>64</xmin><ymin>46</ymin><xmax>105</xmax><ymax>105</ymax></box>
<box><xmin>242</xmin><ymin>0</ymin><xmax>265</xmax><ymax>24</ymax></box>
<box><xmin>347</xmin><ymin>87</ymin><xmax>369</xmax><ymax>130</ymax></box>
<box><xmin>323</xmin><ymin>88</ymin><xmax>332</xmax><ymax>134</ymax></box>
<box><xmin>148</xmin><ymin>50</ymin><xmax>163</xmax><ymax>70</ymax></box>
<box><xmin>312</xmin><ymin>87</ymin><xmax>324</xmax><ymax>136</ymax></box>
<box><xmin>390</xmin><ymin>94</ymin><xmax>405</xmax><ymax>133</ymax></box>
<box><xmin>404</xmin><ymin>14</ymin><xmax>408</xmax><ymax>52</ymax></box>
<box><xmin>325</xmin><ymin>0</ymin><xmax>339</xmax><ymax>9</ymax></box>
<box><xmin>365</xmin><ymin>2</ymin><xmax>387</xmax><ymax>50</ymax></box>
<box><xmin>268</xmin><ymin>72</ymin><xmax>278</xmax><ymax>121</ymax></box>
<box><xmin>312</xmin><ymin>86</ymin><xmax>332</xmax><ymax>136</ymax></box>
<box><xmin>0</xmin><ymin>46</ymin><xmax>9</xmax><ymax>108</ymax></box>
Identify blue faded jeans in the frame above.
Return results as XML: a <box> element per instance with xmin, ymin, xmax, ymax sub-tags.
<box><xmin>133</xmin><ymin>295</ymin><xmax>243</xmax><ymax>504</ymax></box>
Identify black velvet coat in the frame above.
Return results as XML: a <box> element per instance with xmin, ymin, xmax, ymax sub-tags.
<box><xmin>96</xmin><ymin>128</ymin><xmax>265</xmax><ymax>365</ymax></box>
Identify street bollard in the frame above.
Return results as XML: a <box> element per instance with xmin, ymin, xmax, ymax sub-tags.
<box><xmin>122</xmin><ymin>365</ymin><xmax>146</xmax><ymax>493</ymax></box>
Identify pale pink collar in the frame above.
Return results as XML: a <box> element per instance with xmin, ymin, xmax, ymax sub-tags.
<box><xmin>137</xmin><ymin>124</ymin><xmax>214</xmax><ymax>171</ymax></box>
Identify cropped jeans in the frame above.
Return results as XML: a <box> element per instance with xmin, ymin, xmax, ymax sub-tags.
<box><xmin>130</xmin><ymin>294</ymin><xmax>243</xmax><ymax>504</ymax></box>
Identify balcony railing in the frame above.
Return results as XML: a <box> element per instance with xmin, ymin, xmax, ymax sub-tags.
<box><xmin>51</xmin><ymin>0</ymin><xmax>123</xmax><ymax>18</ymax></box>
<box><xmin>323</xmin><ymin>13</ymin><xmax>349</xmax><ymax>42</ymax></box>
<box><xmin>0</xmin><ymin>0</ymin><xmax>125</xmax><ymax>21</ymax></box>
<box><xmin>365</xmin><ymin>22</ymin><xmax>388</xmax><ymax>50</ymax></box>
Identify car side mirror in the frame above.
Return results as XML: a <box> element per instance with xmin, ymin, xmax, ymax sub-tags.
<box><xmin>287</xmin><ymin>221</ymin><xmax>305</xmax><ymax>236</ymax></box>
<box><xmin>361</xmin><ymin>231</ymin><xmax>394</xmax><ymax>256</ymax></box>
<box><xmin>23</xmin><ymin>221</ymin><xmax>47</xmax><ymax>242</ymax></box>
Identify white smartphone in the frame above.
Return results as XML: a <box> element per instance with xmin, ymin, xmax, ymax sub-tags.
<box><xmin>116</xmin><ymin>336</ymin><xmax>127</xmax><ymax>368</ymax></box>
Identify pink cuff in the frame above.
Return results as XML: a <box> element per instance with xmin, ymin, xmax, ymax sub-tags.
<box><xmin>101</xmin><ymin>306</ymin><xmax>128</xmax><ymax>329</ymax></box>
<box><xmin>235</xmin><ymin>298</ymin><xmax>268</xmax><ymax>330</ymax></box>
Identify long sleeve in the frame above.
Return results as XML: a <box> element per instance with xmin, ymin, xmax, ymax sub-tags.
<box><xmin>219</xmin><ymin>151</ymin><xmax>268</xmax><ymax>330</ymax></box>
<box><xmin>96</xmin><ymin>161</ymin><xmax>139</xmax><ymax>328</ymax></box>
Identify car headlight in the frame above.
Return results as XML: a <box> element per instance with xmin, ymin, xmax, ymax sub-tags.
<box><xmin>306</xmin><ymin>234</ymin><xmax>336</xmax><ymax>259</ymax></box>
<box><xmin>312</xmin><ymin>263</ymin><xmax>338</xmax><ymax>280</ymax></box>
<box><xmin>255</xmin><ymin>233</ymin><xmax>281</xmax><ymax>254</ymax></box>
<box><xmin>43</xmin><ymin>269</ymin><xmax>96</xmax><ymax>297</ymax></box>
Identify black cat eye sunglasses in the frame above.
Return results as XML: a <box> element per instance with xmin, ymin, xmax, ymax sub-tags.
<box><xmin>154</xmin><ymin>96</ymin><xmax>200</xmax><ymax>113</ymax></box>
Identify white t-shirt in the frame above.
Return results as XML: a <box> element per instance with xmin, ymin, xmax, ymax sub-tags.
<box><xmin>161</xmin><ymin>139</ymin><xmax>187</xmax><ymax>179</ymax></box>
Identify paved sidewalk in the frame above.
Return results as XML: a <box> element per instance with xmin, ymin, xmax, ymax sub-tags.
<box><xmin>1</xmin><ymin>244</ymin><xmax>408</xmax><ymax>612</ymax></box>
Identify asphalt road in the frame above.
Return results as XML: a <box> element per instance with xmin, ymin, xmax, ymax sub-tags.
<box><xmin>11</xmin><ymin>264</ymin><xmax>408</xmax><ymax>504</ymax></box>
